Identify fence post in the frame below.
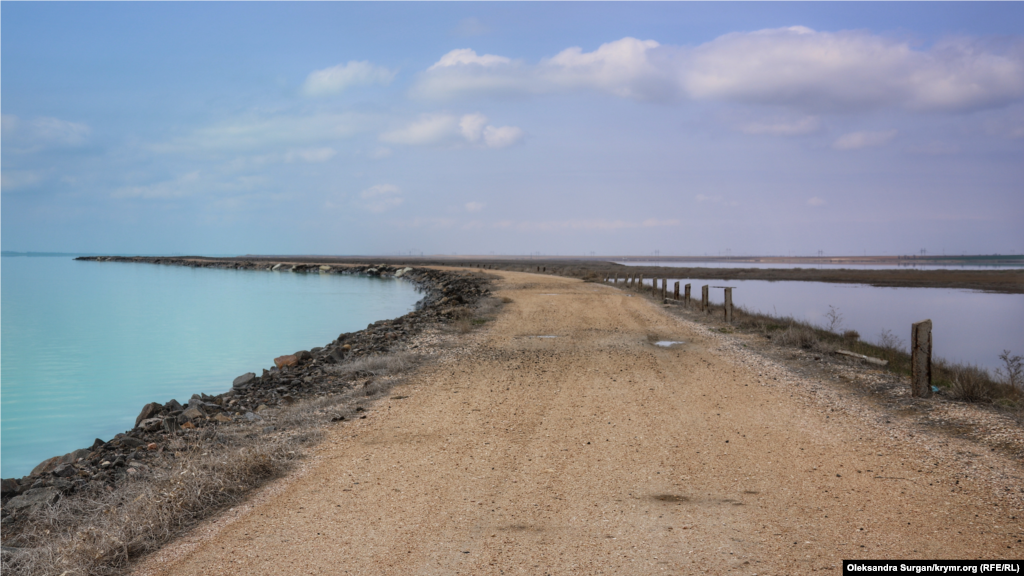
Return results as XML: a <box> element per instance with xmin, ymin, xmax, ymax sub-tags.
<box><xmin>661</xmin><ymin>278</ymin><xmax>667</xmax><ymax>300</ymax></box>
<box><xmin>614</xmin><ymin>274</ymin><xmax>619</xmax><ymax>284</ymax></box>
<box><xmin>701</xmin><ymin>285</ymin><xmax>709</xmax><ymax>312</ymax></box>
<box><xmin>638</xmin><ymin>274</ymin><xmax>644</xmax><ymax>291</ymax></box>
<box><xmin>674</xmin><ymin>281</ymin><xmax>680</xmax><ymax>300</ymax></box>
<box><xmin>684</xmin><ymin>283</ymin><xmax>691</xmax><ymax>305</ymax></box>
<box><xmin>652</xmin><ymin>278</ymin><xmax>658</xmax><ymax>297</ymax></box>
<box><xmin>911</xmin><ymin>320</ymin><xmax>933</xmax><ymax>398</ymax></box>
<box><xmin>724</xmin><ymin>287</ymin><xmax>733</xmax><ymax>323</ymax></box>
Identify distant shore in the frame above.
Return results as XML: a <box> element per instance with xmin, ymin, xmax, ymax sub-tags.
<box><xmin>124</xmin><ymin>254</ymin><xmax>1024</xmax><ymax>294</ymax></box>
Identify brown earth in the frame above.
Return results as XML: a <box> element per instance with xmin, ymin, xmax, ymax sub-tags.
<box><xmin>137</xmin><ymin>270</ymin><xmax>1024</xmax><ymax>576</ymax></box>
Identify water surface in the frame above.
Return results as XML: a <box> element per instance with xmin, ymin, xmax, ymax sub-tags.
<box><xmin>1</xmin><ymin>257</ymin><xmax>420</xmax><ymax>477</ymax></box>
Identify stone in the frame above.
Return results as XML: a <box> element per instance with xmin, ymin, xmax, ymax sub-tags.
<box><xmin>4</xmin><ymin>487</ymin><xmax>59</xmax><ymax>513</ymax></box>
<box><xmin>165</xmin><ymin>398</ymin><xmax>184</xmax><ymax>412</ymax></box>
<box><xmin>134</xmin><ymin>402</ymin><xmax>163</xmax><ymax>428</ymax></box>
<box><xmin>1</xmin><ymin>478</ymin><xmax>21</xmax><ymax>496</ymax></box>
<box><xmin>119</xmin><ymin>437</ymin><xmax>147</xmax><ymax>449</ymax></box>
<box><xmin>274</xmin><ymin>354</ymin><xmax>298</xmax><ymax>368</ymax></box>
<box><xmin>52</xmin><ymin>463</ymin><xmax>77</xmax><ymax>478</ymax></box>
<box><xmin>178</xmin><ymin>405</ymin><xmax>206</xmax><ymax>422</ymax></box>
<box><xmin>244</xmin><ymin>412</ymin><xmax>262</xmax><ymax>422</ymax></box>
<box><xmin>272</xmin><ymin>263</ymin><xmax>284</xmax><ymax>271</ymax></box>
<box><xmin>180</xmin><ymin>421</ymin><xmax>196</xmax><ymax>430</ymax></box>
<box><xmin>255</xmin><ymin>404</ymin><xmax>270</xmax><ymax>413</ymax></box>
<box><xmin>138</xmin><ymin>417</ymin><xmax>164</xmax><ymax>432</ymax></box>
<box><xmin>163</xmin><ymin>417</ymin><xmax>181</xmax><ymax>433</ymax></box>
<box><xmin>30</xmin><ymin>456</ymin><xmax>61</xmax><ymax>477</ymax></box>
<box><xmin>293</xmin><ymin>350</ymin><xmax>312</xmax><ymax>362</ymax></box>
<box><xmin>91</xmin><ymin>438</ymin><xmax>105</xmax><ymax>450</ymax></box>
<box><xmin>233</xmin><ymin>372</ymin><xmax>256</xmax><ymax>389</ymax></box>
<box><xmin>212</xmin><ymin>413</ymin><xmax>232</xmax><ymax>423</ymax></box>
<box><xmin>147</xmin><ymin>443</ymin><xmax>158</xmax><ymax>451</ymax></box>
<box><xmin>319</xmin><ymin>265</ymin><xmax>331</xmax><ymax>272</ymax></box>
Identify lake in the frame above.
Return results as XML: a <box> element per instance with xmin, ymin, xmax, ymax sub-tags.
<box><xmin>0</xmin><ymin>256</ymin><xmax>421</xmax><ymax>478</ymax></box>
<box><xmin>628</xmin><ymin>276</ymin><xmax>1023</xmax><ymax>374</ymax></box>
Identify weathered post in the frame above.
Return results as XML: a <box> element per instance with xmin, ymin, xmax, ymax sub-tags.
<box><xmin>911</xmin><ymin>320</ymin><xmax>933</xmax><ymax>398</ymax></box>
<box><xmin>724</xmin><ymin>287</ymin><xmax>733</xmax><ymax>323</ymax></box>
<box><xmin>701</xmin><ymin>285</ymin><xmax>709</xmax><ymax>312</ymax></box>
<box><xmin>638</xmin><ymin>274</ymin><xmax>644</xmax><ymax>291</ymax></box>
<box><xmin>684</xmin><ymin>283</ymin><xmax>691</xmax><ymax>305</ymax></box>
<box><xmin>614</xmin><ymin>274</ymin><xmax>619</xmax><ymax>284</ymax></box>
<box><xmin>673</xmin><ymin>281</ymin><xmax>680</xmax><ymax>300</ymax></box>
<box><xmin>661</xmin><ymin>278</ymin><xmax>667</xmax><ymax>300</ymax></box>
<box><xmin>652</xmin><ymin>278</ymin><xmax>658</xmax><ymax>297</ymax></box>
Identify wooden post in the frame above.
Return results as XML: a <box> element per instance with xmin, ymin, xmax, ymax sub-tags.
<box><xmin>661</xmin><ymin>278</ymin><xmax>667</xmax><ymax>300</ymax></box>
<box><xmin>684</xmin><ymin>283</ymin><xmax>691</xmax><ymax>305</ymax></box>
<box><xmin>673</xmin><ymin>281</ymin><xmax>680</xmax><ymax>300</ymax></box>
<box><xmin>911</xmin><ymin>320</ymin><xmax>933</xmax><ymax>398</ymax></box>
<box><xmin>701</xmin><ymin>285</ymin><xmax>709</xmax><ymax>312</ymax></box>
<box><xmin>638</xmin><ymin>274</ymin><xmax>644</xmax><ymax>291</ymax></box>
<box><xmin>724</xmin><ymin>287</ymin><xmax>733</xmax><ymax>323</ymax></box>
<box><xmin>614</xmin><ymin>274</ymin><xmax>619</xmax><ymax>284</ymax></box>
<box><xmin>651</xmin><ymin>279</ymin><xmax>658</xmax><ymax>297</ymax></box>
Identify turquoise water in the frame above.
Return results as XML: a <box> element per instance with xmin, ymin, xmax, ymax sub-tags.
<box><xmin>1</xmin><ymin>257</ymin><xmax>421</xmax><ymax>478</ymax></box>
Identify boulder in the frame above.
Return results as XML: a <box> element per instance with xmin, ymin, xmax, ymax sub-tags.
<box><xmin>163</xmin><ymin>417</ymin><xmax>181</xmax><ymax>433</ymax></box>
<box><xmin>233</xmin><ymin>372</ymin><xmax>256</xmax><ymax>389</ymax></box>
<box><xmin>272</xmin><ymin>263</ymin><xmax>284</xmax><ymax>271</ymax></box>
<box><xmin>1</xmin><ymin>478</ymin><xmax>21</xmax><ymax>497</ymax></box>
<box><xmin>119</xmin><ymin>437</ymin><xmax>147</xmax><ymax>449</ymax></box>
<box><xmin>293</xmin><ymin>350</ymin><xmax>312</xmax><ymax>362</ymax></box>
<box><xmin>178</xmin><ymin>405</ymin><xmax>206</xmax><ymax>422</ymax></box>
<box><xmin>211</xmin><ymin>413</ymin><xmax>232</xmax><ymax>423</ymax></box>
<box><xmin>30</xmin><ymin>456</ymin><xmax>61</xmax><ymax>477</ymax></box>
<box><xmin>274</xmin><ymin>354</ymin><xmax>298</xmax><ymax>368</ymax></box>
<box><xmin>165</xmin><ymin>398</ymin><xmax>184</xmax><ymax>412</ymax></box>
<box><xmin>52</xmin><ymin>463</ymin><xmax>76</xmax><ymax>478</ymax></box>
<box><xmin>4</xmin><ymin>487</ymin><xmax>59</xmax><ymax>513</ymax></box>
<box><xmin>138</xmin><ymin>417</ymin><xmax>164</xmax><ymax>432</ymax></box>
<box><xmin>134</xmin><ymin>402</ymin><xmax>162</xmax><ymax>428</ymax></box>
<box><xmin>319</xmin><ymin>265</ymin><xmax>331</xmax><ymax>272</ymax></box>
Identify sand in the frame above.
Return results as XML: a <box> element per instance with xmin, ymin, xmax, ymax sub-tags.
<box><xmin>137</xmin><ymin>270</ymin><xmax>1023</xmax><ymax>575</ymax></box>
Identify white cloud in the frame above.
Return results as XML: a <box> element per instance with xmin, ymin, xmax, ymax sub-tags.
<box><xmin>284</xmin><ymin>147</ymin><xmax>336</xmax><ymax>163</ymax></box>
<box><xmin>360</xmin><ymin>184</ymin><xmax>403</xmax><ymax>213</ymax></box>
<box><xmin>832</xmin><ymin>129</ymin><xmax>898</xmax><ymax>150</ymax></box>
<box><xmin>429</xmin><ymin>48</ymin><xmax>511</xmax><ymax>71</ymax></box>
<box><xmin>453</xmin><ymin>17</ymin><xmax>489</xmax><ymax>38</ymax></box>
<box><xmin>807</xmin><ymin>197</ymin><xmax>826</xmax><ymax>206</ymax></box>
<box><xmin>412</xmin><ymin>29</ymin><xmax>1024</xmax><ymax>113</ymax></box>
<box><xmin>465</xmin><ymin>201</ymin><xmax>485</xmax><ymax>212</ymax></box>
<box><xmin>111</xmin><ymin>171</ymin><xmax>203</xmax><ymax>199</ymax></box>
<box><xmin>1</xmin><ymin>170</ymin><xmax>42</xmax><ymax>191</ymax></box>
<box><xmin>2</xmin><ymin>114</ymin><xmax>90</xmax><ymax>152</ymax></box>
<box><xmin>302</xmin><ymin>61</ymin><xmax>396</xmax><ymax>96</ymax></box>
<box><xmin>740</xmin><ymin>116</ymin><xmax>821</xmax><ymax>136</ymax></box>
<box><xmin>158</xmin><ymin>113</ymin><xmax>365</xmax><ymax>153</ymax></box>
<box><xmin>381</xmin><ymin>113</ymin><xmax>522</xmax><ymax>148</ymax></box>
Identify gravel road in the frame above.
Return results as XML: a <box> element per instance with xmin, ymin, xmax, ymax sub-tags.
<box><xmin>139</xmin><ymin>270</ymin><xmax>1023</xmax><ymax>575</ymax></box>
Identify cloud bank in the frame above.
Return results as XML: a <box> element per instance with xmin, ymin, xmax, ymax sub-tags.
<box><xmin>380</xmin><ymin>113</ymin><xmax>523</xmax><ymax>148</ymax></box>
<box><xmin>302</xmin><ymin>61</ymin><xmax>396</xmax><ymax>96</ymax></box>
<box><xmin>413</xmin><ymin>28</ymin><xmax>1024</xmax><ymax>113</ymax></box>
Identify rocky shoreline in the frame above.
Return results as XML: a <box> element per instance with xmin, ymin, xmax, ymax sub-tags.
<box><xmin>0</xmin><ymin>257</ymin><xmax>492</xmax><ymax>521</ymax></box>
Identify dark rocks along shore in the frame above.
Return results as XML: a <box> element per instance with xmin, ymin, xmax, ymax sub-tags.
<box><xmin>0</xmin><ymin>258</ymin><xmax>491</xmax><ymax>519</ymax></box>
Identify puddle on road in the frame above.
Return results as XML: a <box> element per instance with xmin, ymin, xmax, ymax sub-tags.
<box><xmin>654</xmin><ymin>340</ymin><xmax>685</xmax><ymax>347</ymax></box>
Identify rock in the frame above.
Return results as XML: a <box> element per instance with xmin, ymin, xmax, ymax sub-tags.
<box><xmin>341</xmin><ymin>344</ymin><xmax>352</xmax><ymax>352</ymax></box>
<box><xmin>293</xmin><ymin>350</ymin><xmax>312</xmax><ymax>362</ymax></box>
<box><xmin>319</xmin><ymin>265</ymin><xmax>331</xmax><ymax>272</ymax></box>
<box><xmin>4</xmin><ymin>487</ymin><xmax>59</xmax><ymax>513</ymax></box>
<box><xmin>178</xmin><ymin>405</ymin><xmax>206</xmax><ymax>422</ymax></box>
<box><xmin>1</xmin><ymin>478</ymin><xmax>21</xmax><ymax>496</ymax></box>
<box><xmin>255</xmin><ymin>404</ymin><xmax>270</xmax><ymax>413</ymax></box>
<box><xmin>244</xmin><ymin>412</ymin><xmax>261</xmax><ymax>422</ymax></box>
<box><xmin>212</xmin><ymin>413</ymin><xmax>232</xmax><ymax>423</ymax></box>
<box><xmin>233</xmin><ymin>372</ymin><xmax>256</xmax><ymax>389</ymax></box>
<box><xmin>180</xmin><ymin>421</ymin><xmax>195</xmax><ymax>430</ymax></box>
<box><xmin>147</xmin><ymin>443</ymin><xmax>158</xmax><ymax>451</ymax></box>
<box><xmin>120</xmin><ymin>437</ymin><xmax>147</xmax><ymax>449</ymax></box>
<box><xmin>52</xmin><ymin>463</ymin><xmax>76</xmax><ymax>478</ymax></box>
<box><xmin>30</xmin><ymin>456</ymin><xmax>61</xmax><ymax>477</ymax></box>
<box><xmin>163</xmin><ymin>417</ymin><xmax>181</xmax><ymax>433</ymax></box>
<box><xmin>138</xmin><ymin>417</ymin><xmax>164</xmax><ymax>432</ymax></box>
<box><xmin>165</xmin><ymin>398</ymin><xmax>183</xmax><ymax>412</ymax></box>
<box><xmin>274</xmin><ymin>355</ymin><xmax>298</xmax><ymax>368</ymax></box>
<box><xmin>262</xmin><ymin>426</ymin><xmax>277</xmax><ymax>433</ymax></box>
<box><xmin>134</xmin><ymin>402</ymin><xmax>163</xmax><ymax>428</ymax></box>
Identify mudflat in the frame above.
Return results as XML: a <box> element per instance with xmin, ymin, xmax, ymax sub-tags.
<box><xmin>139</xmin><ymin>270</ymin><xmax>1022</xmax><ymax>575</ymax></box>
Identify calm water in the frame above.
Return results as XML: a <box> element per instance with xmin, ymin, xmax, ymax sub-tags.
<box><xmin>1</xmin><ymin>257</ymin><xmax>421</xmax><ymax>478</ymax></box>
<box><xmin>613</xmin><ymin>260</ymin><xmax>1024</xmax><ymax>270</ymax></box>
<box><xmin>629</xmin><ymin>277</ymin><xmax>1023</xmax><ymax>373</ymax></box>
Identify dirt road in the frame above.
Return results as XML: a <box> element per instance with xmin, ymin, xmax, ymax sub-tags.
<box><xmin>143</xmin><ymin>271</ymin><xmax>1022</xmax><ymax>575</ymax></box>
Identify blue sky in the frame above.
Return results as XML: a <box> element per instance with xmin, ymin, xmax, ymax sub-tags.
<box><xmin>2</xmin><ymin>2</ymin><xmax>1022</xmax><ymax>257</ymax></box>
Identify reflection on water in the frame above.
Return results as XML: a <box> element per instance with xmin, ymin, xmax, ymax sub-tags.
<box><xmin>634</xmin><ymin>278</ymin><xmax>1023</xmax><ymax>373</ymax></box>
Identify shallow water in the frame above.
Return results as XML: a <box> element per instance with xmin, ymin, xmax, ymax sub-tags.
<box><xmin>628</xmin><ymin>278</ymin><xmax>1023</xmax><ymax>373</ymax></box>
<box><xmin>613</xmin><ymin>260</ymin><xmax>1023</xmax><ymax>271</ymax></box>
<box><xmin>1</xmin><ymin>257</ymin><xmax>421</xmax><ymax>477</ymax></box>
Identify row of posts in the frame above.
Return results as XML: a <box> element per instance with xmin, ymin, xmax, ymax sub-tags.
<box><xmin>604</xmin><ymin>273</ymin><xmax>733</xmax><ymax>323</ymax></box>
<box><xmin>601</xmin><ymin>273</ymin><xmax>936</xmax><ymax>400</ymax></box>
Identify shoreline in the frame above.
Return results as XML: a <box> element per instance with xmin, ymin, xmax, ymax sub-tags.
<box><xmin>1</xmin><ymin>259</ymin><xmax>494</xmax><ymax>537</ymax></box>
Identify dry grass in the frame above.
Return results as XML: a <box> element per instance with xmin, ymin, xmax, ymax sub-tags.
<box><xmin>2</xmin><ymin>349</ymin><xmax>427</xmax><ymax>576</ymax></box>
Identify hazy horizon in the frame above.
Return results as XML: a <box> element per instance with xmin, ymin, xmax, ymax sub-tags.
<box><xmin>3</xmin><ymin>3</ymin><xmax>1022</xmax><ymax>257</ymax></box>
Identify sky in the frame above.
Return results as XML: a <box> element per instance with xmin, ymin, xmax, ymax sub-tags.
<box><xmin>2</xmin><ymin>2</ymin><xmax>1023</xmax><ymax>257</ymax></box>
